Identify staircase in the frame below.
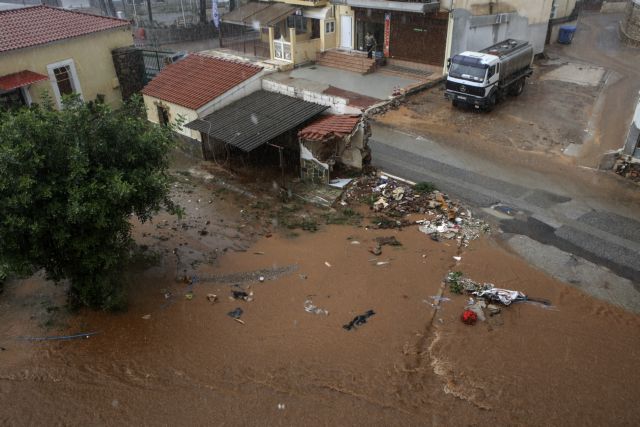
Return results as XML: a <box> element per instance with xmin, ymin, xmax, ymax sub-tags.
<box><xmin>316</xmin><ymin>49</ymin><xmax>377</xmax><ymax>74</ymax></box>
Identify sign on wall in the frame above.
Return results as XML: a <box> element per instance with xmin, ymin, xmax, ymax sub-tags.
<box><xmin>384</xmin><ymin>13</ymin><xmax>391</xmax><ymax>57</ymax></box>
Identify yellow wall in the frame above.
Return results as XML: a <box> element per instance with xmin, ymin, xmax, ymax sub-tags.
<box><xmin>294</xmin><ymin>38</ymin><xmax>320</xmax><ymax>63</ymax></box>
<box><xmin>143</xmin><ymin>94</ymin><xmax>201</xmax><ymax>141</ymax></box>
<box><xmin>0</xmin><ymin>27</ymin><xmax>133</xmax><ymax>108</ymax></box>
<box><xmin>441</xmin><ymin>0</ymin><xmax>554</xmax><ymax>25</ymax></box>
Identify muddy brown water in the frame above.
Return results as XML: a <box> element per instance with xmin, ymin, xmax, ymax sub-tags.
<box><xmin>1</xmin><ymin>168</ymin><xmax>639</xmax><ymax>425</ymax></box>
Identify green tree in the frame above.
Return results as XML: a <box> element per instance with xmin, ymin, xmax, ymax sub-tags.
<box><xmin>0</xmin><ymin>95</ymin><xmax>177</xmax><ymax>310</ymax></box>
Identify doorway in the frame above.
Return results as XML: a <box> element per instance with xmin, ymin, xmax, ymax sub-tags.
<box><xmin>340</xmin><ymin>15</ymin><xmax>352</xmax><ymax>49</ymax></box>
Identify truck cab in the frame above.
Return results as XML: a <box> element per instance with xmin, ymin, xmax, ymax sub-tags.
<box><xmin>444</xmin><ymin>39</ymin><xmax>533</xmax><ymax>111</ymax></box>
<box><xmin>445</xmin><ymin>52</ymin><xmax>500</xmax><ymax>109</ymax></box>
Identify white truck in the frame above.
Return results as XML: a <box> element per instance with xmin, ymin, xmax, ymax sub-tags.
<box><xmin>445</xmin><ymin>39</ymin><xmax>533</xmax><ymax>111</ymax></box>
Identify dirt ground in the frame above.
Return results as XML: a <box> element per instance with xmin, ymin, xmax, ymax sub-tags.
<box><xmin>1</xmin><ymin>154</ymin><xmax>639</xmax><ymax>425</ymax></box>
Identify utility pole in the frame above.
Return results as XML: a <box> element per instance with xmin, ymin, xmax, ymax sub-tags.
<box><xmin>146</xmin><ymin>0</ymin><xmax>153</xmax><ymax>23</ymax></box>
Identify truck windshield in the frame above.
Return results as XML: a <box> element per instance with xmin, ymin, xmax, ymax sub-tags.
<box><xmin>449</xmin><ymin>61</ymin><xmax>487</xmax><ymax>82</ymax></box>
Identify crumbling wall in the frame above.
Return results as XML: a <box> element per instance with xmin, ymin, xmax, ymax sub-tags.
<box><xmin>262</xmin><ymin>79</ymin><xmax>362</xmax><ymax>115</ymax></box>
<box><xmin>620</xmin><ymin>0</ymin><xmax>640</xmax><ymax>46</ymax></box>
<box><xmin>300</xmin><ymin>142</ymin><xmax>330</xmax><ymax>184</ymax></box>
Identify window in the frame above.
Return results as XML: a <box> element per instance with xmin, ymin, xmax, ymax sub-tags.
<box><xmin>325</xmin><ymin>21</ymin><xmax>335</xmax><ymax>34</ymax></box>
<box><xmin>287</xmin><ymin>15</ymin><xmax>307</xmax><ymax>34</ymax></box>
<box><xmin>157</xmin><ymin>105</ymin><xmax>169</xmax><ymax>126</ymax></box>
<box><xmin>46</xmin><ymin>59</ymin><xmax>82</xmax><ymax>107</ymax></box>
<box><xmin>488</xmin><ymin>65</ymin><xmax>496</xmax><ymax>78</ymax></box>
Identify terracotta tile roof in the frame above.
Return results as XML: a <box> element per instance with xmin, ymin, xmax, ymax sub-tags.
<box><xmin>298</xmin><ymin>114</ymin><xmax>361</xmax><ymax>141</ymax></box>
<box><xmin>0</xmin><ymin>70</ymin><xmax>48</xmax><ymax>91</ymax></box>
<box><xmin>141</xmin><ymin>54</ymin><xmax>263</xmax><ymax>110</ymax></box>
<box><xmin>0</xmin><ymin>5</ymin><xmax>130</xmax><ymax>53</ymax></box>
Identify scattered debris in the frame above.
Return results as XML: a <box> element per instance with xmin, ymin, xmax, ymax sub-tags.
<box><xmin>343</xmin><ymin>310</ymin><xmax>376</xmax><ymax>331</ymax></box>
<box><xmin>369</xmin><ymin>246</ymin><xmax>382</xmax><ymax>256</ymax></box>
<box><xmin>350</xmin><ymin>240</ymin><xmax>361</xmax><ymax>245</ymax></box>
<box><xmin>466</xmin><ymin>299</ymin><xmax>486</xmax><ymax>321</ymax></box>
<box><xmin>374</xmin><ymin>236</ymin><xmax>402</xmax><ymax>246</ymax></box>
<box><xmin>445</xmin><ymin>272</ymin><xmax>550</xmax><ymax>307</ymax></box>
<box><xmin>17</xmin><ymin>332</ymin><xmax>99</xmax><ymax>341</ymax></box>
<box><xmin>227</xmin><ymin>307</ymin><xmax>244</xmax><ymax>322</ymax></box>
<box><xmin>206</xmin><ymin>294</ymin><xmax>218</xmax><ymax>303</ymax></box>
<box><xmin>231</xmin><ymin>289</ymin><xmax>253</xmax><ymax>302</ymax></box>
<box><xmin>453</xmin><ymin>256</ymin><xmax>462</xmax><ymax>261</ymax></box>
<box><xmin>487</xmin><ymin>304</ymin><xmax>501</xmax><ymax>315</ymax></box>
<box><xmin>185</xmin><ymin>291</ymin><xmax>194</xmax><ymax>300</ymax></box>
<box><xmin>259</xmin><ymin>276</ymin><xmax>265</xmax><ymax>283</ymax></box>
<box><xmin>461</xmin><ymin>309</ymin><xmax>478</xmax><ymax>325</ymax></box>
<box><xmin>142</xmin><ymin>314</ymin><xmax>151</xmax><ymax>320</ymax></box>
<box><xmin>424</xmin><ymin>295</ymin><xmax>451</xmax><ymax>308</ymax></box>
<box><xmin>277</xmin><ymin>403</ymin><xmax>286</xmax><ymax>410</ymax></box>
<box><xmin>304</xmin><ymin>299</ymin><xmax>329</xmax><ymax>315</ymax></box>
<box><xmin>613</xmin><ymin>155</ymin><xmax>640</xmax><ymax>182</ymax></box>
<box><xmin>375</xmin><ymin>261</ymin><xmax>390</xmax><ymax>266</ymax></box>
<box><xmin>325</xmin><ymin>261</ymin><xmax>332</xmax><ymax>267</ymax></box>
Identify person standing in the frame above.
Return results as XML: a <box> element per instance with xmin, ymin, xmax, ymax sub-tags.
<box><xmin>365</xmin><ymin>32</ymin><xmax>376</xmax><ymax>59</ymax></box>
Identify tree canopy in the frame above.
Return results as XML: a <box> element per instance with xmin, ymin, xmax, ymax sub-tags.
<box><xmin>0</xmin><ymin>96</ymin><xmax>177</xmax><ymax>309</ymax></box>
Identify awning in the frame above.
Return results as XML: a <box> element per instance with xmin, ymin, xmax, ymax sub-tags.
<box><xmin>303</xmin><ymin>6</ymin><xmax>331</xmax><ymax>20</ymax></box>
<box><xmin>222</xmin><ymin>2</ymin><xmax>298</xmax><ymax>28</ymax></box>
<box><xmin>331</xmin><ymin>0</ymin><xmax>440</xmax><ymax>14</ymax></box>
<box><xmin>0</xmin><ymin>70</ymin><xmax>48</xmax><ymax>91</ymax></box>
<box><xmin>185</xmin><ymin>90</ymin><xmax>329</xmax><ymax>152</ymax></box>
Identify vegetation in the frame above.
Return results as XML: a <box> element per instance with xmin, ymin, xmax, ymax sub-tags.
<box><xmin>0</xmin><ymin>95</ymin><xmax>178</xmax><ymax>310</ymax></box>
<box><xmin>413</xmin><ymin>181</ymin><xmax>437</xmax><ymax>194</ymax></box>
<box><xmin>447</xmin><ymin>271</ymin><xmax>464</xmax><ymax>294</ymax></box>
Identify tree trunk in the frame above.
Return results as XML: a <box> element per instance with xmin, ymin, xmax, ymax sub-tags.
<box><xmin>146</xmin><ymin>0</ymin><xmax>153</xmax><ymax>23</ymax></box>
<box><xmin>200</xmin><ymin>0</ymin><xmax>207</xmax><ymax>24</ymax></box>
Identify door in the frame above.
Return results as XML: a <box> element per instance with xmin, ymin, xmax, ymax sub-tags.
<box><xmin>340</xmin><ymin>15</ymin><xmax>352</xmax><ymax>49</ymax></box>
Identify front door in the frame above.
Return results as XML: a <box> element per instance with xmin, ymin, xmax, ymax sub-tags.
<box><xmin>340</xmin><ymin>15</ymin><xmax>352</xmax><ymax>49</ymax></box>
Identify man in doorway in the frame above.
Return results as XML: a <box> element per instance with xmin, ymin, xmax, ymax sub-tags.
<box><xmin>365</xmin><ymin>32</ymin><xmax>376</xmax><ymax>59</ymax></box>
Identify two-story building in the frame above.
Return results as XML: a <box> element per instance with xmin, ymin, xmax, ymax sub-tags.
<box><xmin>0</xmin><ymin>5</ymin><xmax>132</xmax><ymax>110</ymax></box>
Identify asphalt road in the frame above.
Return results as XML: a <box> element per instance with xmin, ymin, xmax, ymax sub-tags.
<box><xmin>369</xmin><ymin>123</ymin><xmax>640</xmax><ymax>309</ymax></box>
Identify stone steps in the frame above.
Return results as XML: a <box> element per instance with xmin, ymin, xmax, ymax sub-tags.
<box><xmin>316</xmin><ymin>50</ymin><xmax>376</xmax><ymax>74</ymax></box>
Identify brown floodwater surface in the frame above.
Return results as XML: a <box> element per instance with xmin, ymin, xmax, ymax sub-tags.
<box><xmin>1</xmin><ymin>170</ymin><xmax>639</xmax><ymax>425</ymax></box>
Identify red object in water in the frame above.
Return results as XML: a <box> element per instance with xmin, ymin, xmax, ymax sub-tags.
<box><xmin>461</xmin><ymin>309</ymin><xmax>477</xmax><ymax>325</ymax></box>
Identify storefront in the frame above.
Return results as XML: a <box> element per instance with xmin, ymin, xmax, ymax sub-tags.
<box><xmin>336</xmin><ymin>1</ymin><xmax>448</xmax><ymax>66</ymax></box>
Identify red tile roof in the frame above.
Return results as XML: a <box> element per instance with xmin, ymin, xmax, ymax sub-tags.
<box><xmin>0</xmin><ymin>5</ymin><xmax>129</xmax><ymax>53</ymax></box>
<box><xmin>141</xmin><ymin>54</ymin><xmax>263</xmax><ymax>110</ymax></box>
<box><xmin>298</xmin><ymin>115</ymin><xmax>361</xmax><ymax>141</ymax></box>
<box><xmin>0</xmin><ymin>70</ymin><xmax>48</xmax><ymax>91</ymax></box>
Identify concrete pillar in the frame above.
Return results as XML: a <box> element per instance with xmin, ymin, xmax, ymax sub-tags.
<box><xmin>320</xmin><ymin>19</ymin><xmax>326</xmax><ymax>52</ymax></box>
<box><xmin>269</xmin><ymin>27</ymin><xmax>275</xmax><ymax>60</ymax></box>
<box><xmin>289</xmin><ymin>27</ymin><xmax>297</xmax><ymax>63</ymax></box>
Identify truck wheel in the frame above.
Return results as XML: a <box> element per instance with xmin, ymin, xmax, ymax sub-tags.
<box><xmin>510</xmin><ymin>78</ymin><xmax>525</xmax><ymax>96</ymax></box>
<box><xmin>485</xmin><ymin>93</ymin><xmax>497</xmax><ymax>112</ymax></box>
<box><xmin>452</xmin><ymin>99</ymin><xmax>459</xmax><ymax>108</ymax></box>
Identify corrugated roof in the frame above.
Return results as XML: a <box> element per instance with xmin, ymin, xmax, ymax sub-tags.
<box><xmin>141</xmin><ymin>54</ymin><xmax>263</xmax><ymax>110</ymax></box>
<box><xmin>185</xmin><ymin>90</ymin><xmax>329</xmax><ymax>152</ymax></box>
<box><xmin>298</xmin><ymin>115</ymin><xmax>361</xmax><ymax>141</ymax></box>
<box><xmin>0</xmin><ymin>70</ymin><xmax>48</xmax><ymax>91</ymax></box>
<box><xmin>221</xmin><ymin>2</ymin><xmax>297</xmax><ymax>27</ymax></box>
<box><xmin>0</xmin><ymin>5</ymin><xmax>129</xmax><ymax>53</ymax></box>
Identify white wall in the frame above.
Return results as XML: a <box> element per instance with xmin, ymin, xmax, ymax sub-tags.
<box><xmin>262</xmin><ymin>79</ymin><xmax>362</xmax><ymax>115</ymax></box>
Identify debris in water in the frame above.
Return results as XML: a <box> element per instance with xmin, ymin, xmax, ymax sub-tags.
<box><xmin>185</xmin><ymin>291</ymin><xmax>194</xmax><ymax>300</ymax></box>
<box><xmin>343</xmin><ymin>310</ymin><xmax>376</xmax><ymax>331</ymax></box>
<box><xmin>18</xmin><ymin>332</ymin><xmax>99</xmax><ymax>341</ymax></box>
<box><xmin>325</xmin><ymin>261</ymin><xmax>332</xmax><ymax>267</ymax></box>
<box><xmin>227</xmin><ymin>307</ymin><xmax>244</xmax><ymax>321</ymax></box>
<box><xmin>142</xmin><ymin>314</ymin><xmax>151</xmax><ymax>320</ymax></box>
<box><xmin>453</xmin><ymin>256</ymin><xmax>462</xmax><ymax>261</ymax></box>
<box><xmin>231</xmin><ymin>290</ymin><xmax>253</xmax><ymax>302</ymax></box>
<box><xmin>461</xmin><ymin>309</ymin><xmax>478</xmax><ymax>325</ymax></box>
<box><xmin>206</xmin><ymin>294</ymin><xmax>218</xmax><ymax>303</ymax></box>
<box><xmin>277</xmin><ymin>403</ymin><xmax>286</xmax><ymax>410</ymax></box>
<box><xmin>304</xmin><ymin>299</ymin><xmax>329</xmax><ymax>315</ymax></box>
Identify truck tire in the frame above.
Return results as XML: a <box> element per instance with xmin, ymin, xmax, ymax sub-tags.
<box><xmin>485</xmin><ymin>93</ymin><xmax>497</xmax><ymax>112</ymax></box>
<box><xmin>510</xmin><ymin>78</ymin><xmax>525</xmax><ymax>96</ymax></box>
<box><xmin>452</xmin><ymin>99</ymin><xmax>459</xmax><ymax>108</ymax></box>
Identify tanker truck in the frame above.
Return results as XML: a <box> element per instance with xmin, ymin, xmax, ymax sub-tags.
<box><xmin>445</xmin><ymin>39</ymin><xmax>533</xmax><ymax>111</ymax></box>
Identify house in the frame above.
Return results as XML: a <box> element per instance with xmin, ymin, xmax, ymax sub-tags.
<box><xmin>141</xmin><ymin>53</ymin><xmax>265</xmax><ymax>142</ymax></box>
<box><xmin>299</xmin><ymin>114</ymin><xmax>370</xmax><ymax>184</ymax></box>
<box><xmin>0</xmin><ymin>5</ymin><xmax>132</xmax><ymax>110</ymax></box>
<box><xmin>219</xmin><ymin>0</ymin><xmax>336</xmax><ymax>66</ymax></box>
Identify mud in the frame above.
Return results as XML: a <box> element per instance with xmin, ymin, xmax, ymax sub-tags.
<box><xmin>1</xmin><ymin>156</ymin><xmax>639</xmax><ymax>425</ymax></box>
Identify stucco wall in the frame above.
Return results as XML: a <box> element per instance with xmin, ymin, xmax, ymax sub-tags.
<box><xmin>441</xmin><ymin>0</ymin><xmax>553</xmax><ymax>25</ymax></box>
<box><xmin>449</xmin><ymin>7</ymin><xmax>550</xmax><ymax>55</ymax></box>
<box><xmin>143</xmin><ymin>95</ymin><xmax>200</xmax><ymax>140</ymax></box>
<box><xmin>0</xmin><ymin>27</ymin><xmax>133</xmax><ymax>108</ymax></box>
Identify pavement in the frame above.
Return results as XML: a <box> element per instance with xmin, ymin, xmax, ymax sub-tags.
<box><xmin>290</xmin><ymin>65</ymin><xmax>419</xmax><ymax>100</ymax></box>
<box><xmin>368</xmin><ymin>122</ymin><xmax>640</xmax><ymax>312</ymax></box>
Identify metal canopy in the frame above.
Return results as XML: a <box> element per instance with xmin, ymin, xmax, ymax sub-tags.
<box><xmin>331</xmin><ymin>0</ymin><xmax>440</xmax><ymax>14</ymax></box>
<box><xmin>221</xmin><ymin>2</ymin><xmax>297</xmax><ymax>28</ymax></box>
<box><xmin>185</xmin><ymin>90</ymin><xmax>329</xmax><ymax>152</ymax></box>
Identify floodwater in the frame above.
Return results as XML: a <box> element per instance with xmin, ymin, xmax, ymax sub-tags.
<box><xmin>1</xmin><ymin>163</ymin><xmax>639</xmax><ymax>425</ymax></box>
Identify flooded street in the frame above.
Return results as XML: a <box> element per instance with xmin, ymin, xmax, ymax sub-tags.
<box><xmin>1</xmin><ymin>156</ymin><xmax>639</xmax><ymax>425</ymax></box>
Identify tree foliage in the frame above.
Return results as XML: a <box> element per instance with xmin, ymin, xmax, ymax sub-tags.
<box><xmin>0</xmin><ymin>95</ymin><xmax>176</xmax><ymax>309</ymax></box>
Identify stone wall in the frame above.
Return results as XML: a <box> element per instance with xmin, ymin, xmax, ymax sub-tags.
<box><xmin>111</xmin><ymin>47</ymin><xmax>146</xmax><ymax>100</ymax></box>
<box><xmin>620</xmin><ymin>0</ymin><xmax>640</xmax><ymax>46</ymax></box>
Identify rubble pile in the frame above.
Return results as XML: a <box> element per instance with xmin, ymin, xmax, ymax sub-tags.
<box><xmin>341</xmin><ymin>174</ymin><xmax>489</xmax><ymax>246</ymax></box>
<box><xmin>613</xmin><ymin>155</ymin><xmax>640</xmax><ymax>183</ymax></box>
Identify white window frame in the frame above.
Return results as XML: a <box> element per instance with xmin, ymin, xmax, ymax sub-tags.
<box><xmin>325</xmin><ymin>20</ymin><xmax>335</xmax><ymax>34</ymax></box>
<box><xmin>47</xmin><ymin>59</ymin><xmax>83</xmax><ymax>108</ymax></box>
